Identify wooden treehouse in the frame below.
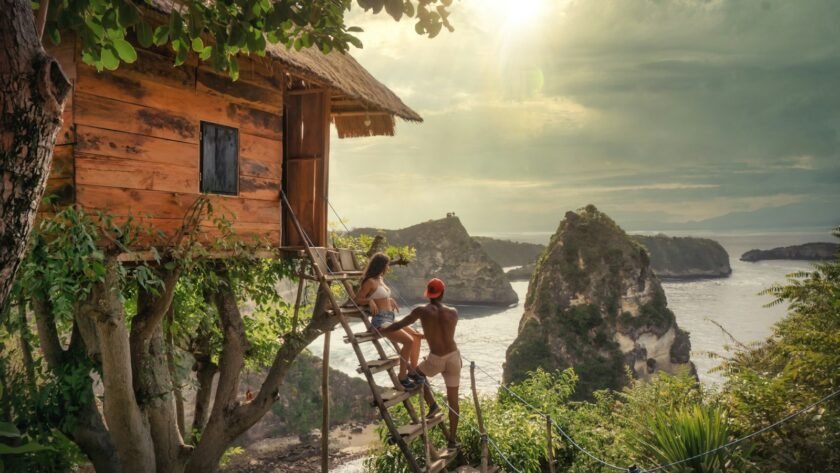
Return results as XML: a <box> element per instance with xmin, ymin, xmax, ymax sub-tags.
<box><xmin>44</xmin><ymin>13</ymin><xmax>420</xmax><ymax>251</ymax></box>
<box><xmin>41</xmin><ymin>3</ymin><xmax>497</xmax><ymax>472</ymax></box>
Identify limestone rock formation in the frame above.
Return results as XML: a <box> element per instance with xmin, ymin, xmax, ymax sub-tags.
<box><xmin>741</xmin><ymin>242</ymin><xmax>839</xmax><ymax>262</ymax></box>
<box><xmin>632</xmin><ymin>234</ymin><xmax>731</xmax><ymax>278</ymax></box>
<box><xmin>351</xmin><ymin>216</ymin><xmax>518</xmax><ymax>305</ymax></box>
<box><xmin>503</xmin><ymin>205</ymin><xmax>693</xmax><ymax>399</ymax></box>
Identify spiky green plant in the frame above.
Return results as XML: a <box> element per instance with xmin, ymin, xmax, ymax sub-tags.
<box><xmin>634</xmin><ymin>405</ymin><xmax>750</xmax><ymax>473</ymax></box>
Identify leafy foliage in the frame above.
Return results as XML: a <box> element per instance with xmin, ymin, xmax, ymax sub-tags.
<box><xmin>716</xmin><ymin>227</ymin><xmax>840</xmax><ymax>472</ymax></box>
<box><xmin>39</xmin><ymin>0</ymin><xmax>457</xmax><ymax>79</ymax></box>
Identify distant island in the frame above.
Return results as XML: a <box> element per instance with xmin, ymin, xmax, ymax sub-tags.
<box><xmin>484</xmin><ymin>233</ymin><xmax>732</xmax><ymax>281</ymax></box>
<box><xmin>740</xmin><ymin>242</ymin><xmax>839</xmax><ymax>262</ymax></box>
<box><xmin>472</xmin><ymin>236</ymin><xmax>545</xmax><ymax>267</ymax></box>
<box><xmin>632</xmin><ymin>234</ymin><xmax>732</xmax><ymax>279</ymax></box>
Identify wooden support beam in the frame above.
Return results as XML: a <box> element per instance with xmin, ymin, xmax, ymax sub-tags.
<box><xmin>321</xmin><ymin>330</ymin><xmax>331</xmax><ymax>473</ymax></box>
<box><xmin>471</xmin><ymin>362</ymin><xmax>489</xmax><ymax>473</ymax></box>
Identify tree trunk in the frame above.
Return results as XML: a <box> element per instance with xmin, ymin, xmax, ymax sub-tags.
<box><xmin>190</xmin><ymin>353</ymin><xmax>217</xmax><ymax>442</ymax></box>
<box><xmin>133</xmin><ymin>284</ymin><xmax>189</xmax><ymax>473</ymax></box>
<box><xmin>166</xmin><ymin>307</ymin><xmax>187</xmax><ymax>437</ymax></box>
<box><xmin>185</xmin><ymin>285</ymin><xmax>334</xmax><ymax>473</ymax></box>
<box><xmin>83</xmin><ymin>258</ymin><xmax>156</xmax><ymax>473</ymax></box>
<box><xmin>17</xmin><ymin>301</ymin><xmax>36</xmax><ymax>385</ymax></box>
<box><xmin>0</xmin><ymin>0</ymin><xmax>71</xmax><ymax>312</ymax></box>
<box><xmin>32</xmin><ymin>294</ymin><xmax>123</xmax><ymax>473</ymax></box>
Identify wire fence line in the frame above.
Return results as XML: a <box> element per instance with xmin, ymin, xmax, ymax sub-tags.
<box><xmin>321</xmin><ymin>196</ymin><xmax>840</xmax><ymax>473</ymax></box>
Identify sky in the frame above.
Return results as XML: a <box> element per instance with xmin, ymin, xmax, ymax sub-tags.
<box><xmin>327</xmin><ymin>0</ymin><xmax>840</xmax><ymax>233</ymax></box>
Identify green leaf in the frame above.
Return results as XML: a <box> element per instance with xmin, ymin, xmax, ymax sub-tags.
<box><xmin>136</xmin><ymin>22</ymin><xmax>153</xmax><ymax>48</ymax></box>
<box><xmin>152</xmin><ymin>26</ymin><xmax>170</xmax><ymax>46</ymax></box>
<box><xmin>112</xmin><ymin>38</ymin><xmax>137</xmax><ymax>63</ymax></box>
<box><xmin>347</xmin><ymin>26</ymin><xmax>364</xmax><ymax>33</ymax></box>
<box><xmin>47</xmin><ymin>27</ymin><xmax>61</xmax><ymax>46</ymax></box>
<box><xmin>199</xmin><ymin>46</ymin><xmax>213</xmax><ymax>61</ymax></box>
<box><xmin>174</xmin><ymin>42</ymin><xmax>188</xmax><ymax>66</ymax></box>
<box><xmin>228</xmin><ymin>58</ymin><xmax>239</xmax><ymax>81</ymax></box>
<box><xmin>191</xmin><ymin>37</ymin><xmax>204</xmax><ymax>52</ymax></box>
<box><xmin>100</xmin><ymin>47</ymin><xmax>120</xmax><ymax>71</ymax></box>
<box><xmin>0</xmin><ymin>423</ymin><xmax>20</xmax><ymax>438</ymax></box>
<box><xmin>84</xmin><ymin>18</ymin><xmax>105</xmax><ymax>40</ymax></box>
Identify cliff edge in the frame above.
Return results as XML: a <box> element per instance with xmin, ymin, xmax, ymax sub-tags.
<box><xmin>503</xmin><ymin>206</ymin><xmax>693</xmax><ymax>398</ymax></box>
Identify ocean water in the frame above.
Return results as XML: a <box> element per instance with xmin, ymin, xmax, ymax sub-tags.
<box><xmin>309</xmin><ymin>231</ymin><xmax>835</xmax><ymax>392</ymax></box>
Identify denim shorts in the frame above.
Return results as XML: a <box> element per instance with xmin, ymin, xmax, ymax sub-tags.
<box><xmin>371</xmin><ymin>310</ymin><xmax>396</xmax><ymax>329</ymax></box>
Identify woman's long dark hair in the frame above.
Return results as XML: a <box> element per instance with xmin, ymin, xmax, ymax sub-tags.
<box><xmin>362</xmin><ymin>253</ymin><xmax>390</xmax><ymax>282</ymax></box>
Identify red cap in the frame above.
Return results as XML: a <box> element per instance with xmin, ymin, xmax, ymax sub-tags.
<box><xmin>424</xmin><ymin>278</ymin><xmax>445</xmax><ymax>299</ymax></box>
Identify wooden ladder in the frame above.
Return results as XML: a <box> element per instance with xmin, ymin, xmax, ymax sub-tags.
<box><xmin>280</xmin><ymin>204</ymin><xmax>457</xmax><ymax>472</ymax></box>
<box><xmin>300</xmin><ymin>245</ymin><xmax>458</xmax><ymax>473</ymax></box>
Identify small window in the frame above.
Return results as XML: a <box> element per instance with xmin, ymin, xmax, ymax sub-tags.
<box><xmin>200</xmin><ymin>122</ymin><xmax>239</xmax><ymax>195</ymax></box>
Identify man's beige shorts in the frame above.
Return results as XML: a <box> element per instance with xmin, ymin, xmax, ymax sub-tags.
<box><xmin>418</xmin><ymin>350</ymin><xmax>462</xmax><ymax>387</ymax></box>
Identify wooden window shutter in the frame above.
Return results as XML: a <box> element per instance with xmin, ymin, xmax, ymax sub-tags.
<box><xmin>200</xmin><ymin>122</ymin><xmax>239</xmax><ymax>195</ymax></box>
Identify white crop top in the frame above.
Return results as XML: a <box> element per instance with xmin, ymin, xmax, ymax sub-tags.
<box><xmin>369</xmin><ymin>279</ymin><xmax>391</xmax><ymax>299</ymax></box>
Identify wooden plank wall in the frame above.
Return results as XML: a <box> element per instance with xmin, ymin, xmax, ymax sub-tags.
<box><xmin>70</xmin><ymin>47</ymin><xmax>285</xmax><ymax>247</ymax></box>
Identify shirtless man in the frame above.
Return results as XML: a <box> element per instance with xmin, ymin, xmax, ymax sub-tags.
<box><xmin>378</xmin><ymin>278</ymin><xmax>461</xmax><ymax>447</ymax></box>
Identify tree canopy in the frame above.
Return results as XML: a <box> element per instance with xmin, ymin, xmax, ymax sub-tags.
<box><xmin>40</xmin><ymin>0</ymin><xmax>455</xmax><ymax>79</ymax></box>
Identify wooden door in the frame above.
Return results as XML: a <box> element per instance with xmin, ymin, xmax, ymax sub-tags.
<box><xmin>283</xmin><ymin>89</ymin><xmax>330</xmax><ymax>247</ymax></box>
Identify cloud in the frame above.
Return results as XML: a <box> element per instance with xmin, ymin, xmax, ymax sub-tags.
<box><xmin>329</xmin><ymin>0</ymin><xmax>840</xmax><ymax>232</ymax></box>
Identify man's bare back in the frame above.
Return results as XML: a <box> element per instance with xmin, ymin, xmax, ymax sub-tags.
<box><xmin>414</xmin><ymin>302</ymin><xmax>458</xmax><ymax>356</ymax></box>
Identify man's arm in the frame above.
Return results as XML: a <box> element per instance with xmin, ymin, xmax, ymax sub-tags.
<box><xmin>379</xmin><ymin>307</ymin><xmax>423</xmax><ymax>334</ymax></box>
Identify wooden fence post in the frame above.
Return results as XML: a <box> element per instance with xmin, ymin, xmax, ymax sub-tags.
<box><xmin>321</xmin><ymin>330</ymin><xmax>331</xmax><ymax>473</ymax></box>
<box><xmin>470</xmin><ymin>362</ymin><xmax>488</xmax><ymax>473</ymax></box>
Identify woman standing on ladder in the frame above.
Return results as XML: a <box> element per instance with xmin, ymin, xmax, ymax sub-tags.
<box><xmin>356</xmin><ymin>253</ymin><xmax>423</xmax><ymax>390</ymax></box>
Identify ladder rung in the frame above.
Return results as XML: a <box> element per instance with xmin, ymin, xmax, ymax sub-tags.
<box><xmin>394</xmin><ymin>413</ymin><xmax>445</xmax><ymax>443</ymax></box>
<box><xmin>323</xmin><ymin>273</ymin><xmax>357</xmax><ymax>281</ymax></box>
<box><xmin>373</xmin><ymin>387</ymin><xmax>419</xmax><ymax>408</ymax></box>
<box><xmin>358</xmin><ymin>356</ymin><xmax>399</xmax><ymax>375</ymax></box>
<box><xmin>428</xmin><ymin>458</ymin><xmax>447</xmax><ymax>473</ymax></box>
<box><xmin>434</xmin><ymin>447</ymin><xmax>458</xmax><ymax>461</ymax></box>
<box><xmin>326</xmin><ymin>306</ymin><xmax>365</xmax><ymax>318</ymax></box>
<box><xmin>344</xmin><ymin>331</ymin><xmax>376</xmax><ymax>344</ymax></box>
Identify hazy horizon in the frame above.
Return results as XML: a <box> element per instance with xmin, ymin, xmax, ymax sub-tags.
<box><xmin>327</xmin><ymin>0</ymin><xmax>839</xmax><ymax>234</ymax></box>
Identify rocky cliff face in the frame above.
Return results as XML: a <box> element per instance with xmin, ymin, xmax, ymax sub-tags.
<box><xmin>351</xmin><ymin>217</ymin><xmax>518</xmax><ymax>305</ymax></box>
<box><xmin>472</xmin><ymin>237</ymin><xmax>546</xmax><ymax>267</ymax></box>
<box><xmin>503</xmin><ymin>206</ymin><xmax>693</xmax><ymax>399</ymax></box>
<box><xmin>632</xmin><ymin>234</ymin><xmax>731</xmax><ymax>278</ymax></box>
<box><xmin>741</xmin><ymin>242</ymin><xmax>839</xmax><ymax>262</ymax></box>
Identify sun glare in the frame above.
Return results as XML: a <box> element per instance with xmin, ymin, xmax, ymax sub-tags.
<box><xmin>501</xmin><ymin>0</ymin><xmax>548</xmax><ymax>30</ymax></box>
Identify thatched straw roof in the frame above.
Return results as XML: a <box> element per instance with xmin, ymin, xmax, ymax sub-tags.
<box><xmin>148</xmin><ymin>0</ymin><xmax>421</xmax><ymax>138</ymax></box>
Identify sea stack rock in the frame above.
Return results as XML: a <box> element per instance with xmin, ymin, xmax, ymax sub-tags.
<box><xmin>352</xmin><ymin>216</ymin><xmax>518</xmax><ymax>305</ymax></box>
<box><xmin>632</xmin><ymin>234</ymin><xmax>731</xmax><ymax>278</ymax></box>
<box><xmin>503</xmin><ymin>205</ymin><xmax>693</xmax><ymax>398</ymax></box>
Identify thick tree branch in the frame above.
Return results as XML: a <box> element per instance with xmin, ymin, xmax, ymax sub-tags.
<box><xmin>185</xmin><ymin>289</ymin><xmax>334</xmax><ymax>473</ymax></box>
<box><xmin>85</xmin><ymin>257</ymin><xmax>155</xmax><ymax>473</ymax></box>
<box><xmin>34</xmin><ymin>1</ymin><xmax>48</xmax><ymax>39</ymax></box>
<box><xmin>31</xmin><ymin>293</ymin><xmax>64</xmax><ymax>369</ymax></box>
